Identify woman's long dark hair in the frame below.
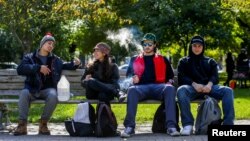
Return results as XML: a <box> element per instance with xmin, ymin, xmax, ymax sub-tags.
<box><xmin>86</xmin><ymin>42</ymin><xmax>113</xmax><ymax>81</ymax></box>
<box><xmin>100</xmin><ymin>55</ymin><xmax>112</xmax><ymax>80</ymax></box>
<box><xmin>87</xmin><ymin>54</ymin><xmax>112</xmax><ymax>81</ymax></box>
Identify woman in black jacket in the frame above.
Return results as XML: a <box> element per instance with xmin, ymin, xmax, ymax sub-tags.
<box><xmin>81</xmin><ymin>42</ymin><xmax>126</xmax><ymax>104</ymax></box>
<box><xmin>224</xmin><ymin>52</ymin><xmax>235</xmax><ymax>86</ymax></box>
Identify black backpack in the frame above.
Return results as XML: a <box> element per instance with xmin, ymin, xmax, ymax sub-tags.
<box><xmin>95</xmin><ymin>102</ymin><xmax>118</xmax><ymax>137</ymax></box>
<box><xmin>152</xmin><ymin>102</ymin><xmax>180</xmax><ymax>133</ymax></box>
<box><xmin>65</xmin><ymin>102</ymin><xmax>96</xmax><ymax>136</ymax></box>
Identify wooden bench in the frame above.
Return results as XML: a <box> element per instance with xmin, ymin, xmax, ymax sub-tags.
<box><xmin>0</xmin><ymin>69</ymin><xmax>171</xmax><ymax>129</ymax></box>
<box><xmin>0</xmin><ymin>69</ymin><xmax>87</xmax><ymax>129</ymax></box>
<box><xmin>0</xmin><ymin>69</ymin><xmax>87</xmax><ymax>104</ymax></box>
<box><xmin>0</xmin><ymin>69</ymin><xmax>201</xmax><ymax>129</ymax></box>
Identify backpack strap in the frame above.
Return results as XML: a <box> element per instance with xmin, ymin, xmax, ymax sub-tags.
<box><xmin>71</xmin><ymin>120</ymin><xmax>76</xmax><ymax>133</ymax></box>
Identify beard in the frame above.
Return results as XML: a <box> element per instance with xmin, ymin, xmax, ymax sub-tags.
<box><xmin>143</xmin><ymin>47</ymin><xmax>154</xmax><ymax>54</ymax></box>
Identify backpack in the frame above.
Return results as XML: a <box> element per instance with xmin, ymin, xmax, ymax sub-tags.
<box><xmin>195</xmin><ymin>96</ymin><xmax>222</xmax><ymax>135</ymax></box>
<box><xmin>229</xmin><ymin>80</ymin><xmax>237</xmax><ymax>89</ymax></box>
<box><xmin>152</xmin><ymin>102</ymin><xmax>180</xmax><ymax>133</ymax></box>
<box><xmin>65</xmin><ymin>102</ymin><xmax>96</xmax><ymax>136</ymax></box>
<box><xmin>95</xmin><ymin>102</ymin><xmax>118</xmax><ymax>137</ymax></box>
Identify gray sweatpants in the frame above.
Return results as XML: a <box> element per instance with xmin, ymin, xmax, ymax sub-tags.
<box><xmin>18</xmin><ymin>88</ymin><xmax>58</xmax><ymax>121</ymax></box>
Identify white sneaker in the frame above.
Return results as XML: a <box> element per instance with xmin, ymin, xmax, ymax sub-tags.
<box><xmin>167</xmin><ymin>128</ymin><xmax>180</xmax><ymax>136</ymax></box>
<box><xmin>120</xmin><ymin>127</ymin><xmax>135</xmax><ymax>138</ymax></box>
<box><xmin>181</xmin><ymin>125</ymin><xmax>193</xmax><ymax>136</ymax></box>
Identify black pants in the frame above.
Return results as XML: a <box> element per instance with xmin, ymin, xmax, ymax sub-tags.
<box><xmin>82</xmin><ymin>78</ymin><xmax>117</xmax><ymax>104</ymax></box>
<box><xmin>224</xmin><ymin>71</ymin><xmax>233</xmax><ymax>86</ymax></box>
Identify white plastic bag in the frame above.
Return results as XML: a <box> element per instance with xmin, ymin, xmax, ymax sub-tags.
<box><xmin>73</xmin><ymin>102</ymin><xmax>91</xmax><ymax>124</ymax></box>
<box><xmin>57</xmin><ymin>75</ymin><xmax>70</xmax><ymax>101</ymax></box>
<box><xmin>119</xmin><ymin>77</ymin><xmax>133</xmax><ymax>93</ymax></box>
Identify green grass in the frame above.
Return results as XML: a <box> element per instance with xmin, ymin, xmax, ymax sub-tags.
<box><xmin>234</xmin><ymin>89</ymin><xmax>250</xmax><ymax>119</ymax></box>
<box><xmin>8</xmin><ymin>87</ymin><xmax>250</xmax><ymax>124</ymax></box>
<box><xmin>7</xmin><ymin>72</ymin><xmax>250</xmax><ymax>124</ymax></box>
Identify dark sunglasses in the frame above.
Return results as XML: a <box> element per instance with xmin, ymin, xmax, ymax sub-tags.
<box><xmin>142</xmin><ymin>43</ymin><xmax>154</xmax><ymax>47</ymax></box>
<box><xmin>93</xmin><ymin>48</ymin><xmax>101</xmax><ymax>52</ymax></box>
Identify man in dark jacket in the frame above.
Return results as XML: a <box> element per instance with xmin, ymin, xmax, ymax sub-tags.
<box><xmin>14</xmin><ymin>33</ymin><xmax>81</xmax><ymax>136</ymax></box>
<box><xmin>177</xmin><ymin>35</ymin><xmax>235</xmax><ymax>136</ymax></box>
<box><xmin>121</xmin><ymin>33</ymin><xmax>180</xmax><ymax>138</ymax></box>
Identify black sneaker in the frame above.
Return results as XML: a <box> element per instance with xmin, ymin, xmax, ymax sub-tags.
<box><xmin>117</xmin><ymin>91</ymin><xmax>127</xmax><ymax>102</ymax></box>
<box><xmin>120</xmin><ymin>127</ymin><xmax>135</xmax><ymax>138</ymax></box>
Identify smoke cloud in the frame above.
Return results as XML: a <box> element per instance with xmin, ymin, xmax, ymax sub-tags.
<box><xmin>106</xmin><ymin>26</ymin><xmax>143</xmax><ymax>52</ymax></box>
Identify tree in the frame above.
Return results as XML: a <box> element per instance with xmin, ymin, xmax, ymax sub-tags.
<box><xmin>0</xmin><ymin>29</ymin><xmax>21</xmax><ymax>62</ymax></box>
<box><xmin>0</xmin><ymin>0</ymin><xmax>74</xmax><ymax>60</ymax></box>
<box><xmin>111</xmin><ymin>0</ymin><xmax>246</xmax><ymax>67</ymax></box>
<box><xmin>1</xmin><ymin>0</ymin><xmax>249</xmax><ymax>64</ymax></box>
<box><xmin>64</xmin><ymin>0</ymin><xmax>134</xmax><ymax>62</ymax></box>
<box><xmin>119</xmin><ymin>0</ymin><xmax>238</xmax><ymax>55</ymax></box>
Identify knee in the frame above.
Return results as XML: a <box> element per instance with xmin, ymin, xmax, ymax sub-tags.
<box><xmin>176</xmin><ymin>85</ymin><xmax>189</xmax><ymax>100</ymax></box>
<box><xmin>48</xmin><ymin>90</ymin><xmax>58</xmax><ymax>102</ymax></box>
<box><xmin>20</xmin><ymin>89</ymin><xmax>30</xmax><ymax>99</ymax></box>
<box><xmin>223</xmin><ymin>87</ymin><xmax>234</xmax><ymax>99</ymax></box>
<box><xmin>165</xmin><ymin>85</ymin><xmax>175</xmax><ymax>91</ymax></box>
<box><xmin>82</xmin><ymin>78</ymin><xmax>95</xmax><ymax>87</ymax></box>
<box><xmin>127</xmin><ymin>86</ymin><xmax>138</xmax><ymax>99</ymax></box>
<box><xmin>163</xmin><ymin>85</ymin><xmax>175</xmax><ymax>96</ymax></box>
<box><xmin>87</xmin><ymin>78</ymin><xmax>97</xmax><ymax>86</ymax></box>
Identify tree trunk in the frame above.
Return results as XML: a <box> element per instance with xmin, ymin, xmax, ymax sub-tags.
<box><xmin>184</xmin><ymin>35</ymin><xmax>189</xmax><ymax>56</ymax></box>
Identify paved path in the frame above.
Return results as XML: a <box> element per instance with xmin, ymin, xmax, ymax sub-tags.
<box><xmin>0</xmin><ymin>134</ymin><xmax>207</xmax><ymax>141</ymax></box>
<box><xmin>0</xmin><ymin>120</ymin><xmax>249</xmax><ymax>141</ymax></box>
<box><xmin>0</xmin><ymin>125</ymin><xmax>207</xmax><ymax>141</ymax></box>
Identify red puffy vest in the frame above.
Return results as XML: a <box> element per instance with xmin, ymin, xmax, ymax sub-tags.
<box><xmin>133</xmin><ymin>54</ymin><xmax>166</xmax><ymax>83</ymax></box>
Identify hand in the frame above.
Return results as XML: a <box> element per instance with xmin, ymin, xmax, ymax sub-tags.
<box><xmin>166</xmin><ymin>79</ymin><xmax>174</xmax><ymax>85</ymax></box>
<box><xmin>192</xmin><ymin>82</ymin><xmax>204</xmax><ymax>93</ymax></box>
<box><xmin>166</xmin><ymin>82</ymin><xmax>172</xmax><ymax>85</ymax></box>
<box><xmin>202</xmin><ymin>82</ymin><xmax>213</xmax><ymax>93</ymax></box>
<box><xmin>40</xmin><ymin>65</ymin><xmax>51</xmax><ymax>75</ymax></box>
<box><xmin>85</xmin><ymin>74</ymin><xmax>92</xmax><ymax>80</ymax></box>
<box><xmin>132</xmin><ymin>75</ymin><xmax>139</xmax><ymax>84</ymax></box>
<box><xmin>73</xmin><ymin>57</ymin><xmax>81</xmax><ymax>66</ymax></box>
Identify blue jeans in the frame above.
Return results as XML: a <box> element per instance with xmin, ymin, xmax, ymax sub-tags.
<box><xmin>18</xmin><ymin>88</ymin><xmax>58</xmax><ymax>121</ymax></box>
<box><xmin>177</xmin><ymin>85</ymin><xmax>235</xmax><ymax>127</ymax></box>
<box><xmin>123</xmin><ymin>83</ymin><xmax>178</xmax><ymax>129</ymax></box>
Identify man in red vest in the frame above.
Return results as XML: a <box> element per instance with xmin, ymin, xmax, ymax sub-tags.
<box><xmin>121</xmin><ymin>33</ymin><xmax>180</xmax><ymax>138</ymax></box>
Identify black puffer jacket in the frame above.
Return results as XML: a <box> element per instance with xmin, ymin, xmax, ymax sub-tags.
<box><xmin>178</xmin><ymin>43</ymin><xmax>218</xmax><ymax>86</ymax></box>
<box><xmin>17</xmin><ymin>50</ymin><xmax>79</xmax><ymax>94</ymax></box>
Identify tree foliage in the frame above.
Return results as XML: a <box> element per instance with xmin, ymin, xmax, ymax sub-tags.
<box><xmin>60</xmin><ymin>0</ymin><xmax>134</xmax><ymax>63</ymax></box>
<box><xmin>0</xmin><ymin>0</ymin><xmax>74</xmax><ymax>61</ymax></box>
<box><xmin>0</xmin><ymin>30</ymin><xmax>21</xmax><ymax>61</ymax></box>
<box><xmin>0</xmin><ymin>0</ymin><xmax>249</xmax><ymax>64</ymax></box>
<box><xmin>115</xmin><ymin>0</ymin><xmax>239</xmax><ymax>55</ymax></box>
